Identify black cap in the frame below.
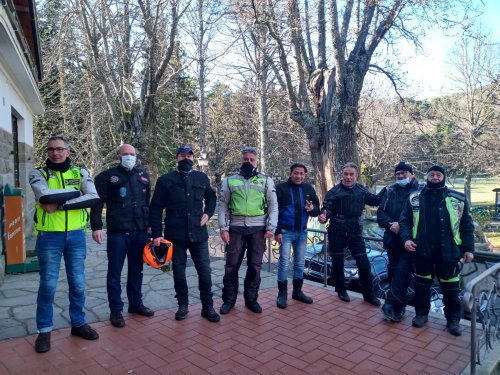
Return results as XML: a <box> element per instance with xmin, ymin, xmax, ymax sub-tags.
<box><xmin>176</xmin><ymin>145</ymin><xmax>193</xmax><ymax>156</ymax></box>
<box><xmin>427</xmin><ymin>165</ymin><xmax>445</xmax><ymax>175</ymax></box>
<box><xmin>394</xmin><ymin>162</ymin><xmax>413</xmax><ymax>174</ymax></box>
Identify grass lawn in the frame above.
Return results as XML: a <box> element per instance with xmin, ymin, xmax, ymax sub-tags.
<box><xmin>446</xmin><ymin>177</ymin><xmax>500</xmax><ymax>206</ymax></box>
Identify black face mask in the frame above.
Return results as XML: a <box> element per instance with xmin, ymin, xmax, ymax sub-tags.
<box><xmin>177</xmin><ymin>159</ymin><xmax>193</xmax><ymax>173</ymax></box>
<box><xmin>426</xmin><ymin>179</ymin><xmax>445</xmax><ymax>189</ymax></box>
<box><xmin>46</xmin><ymin>158</ymin><xmax>71</xmax><ymax>172</ymax></box>
<box><xmin>240</xmin><ymin>162</ymin><xmax>256</xmax><ymax>179</ymax></box>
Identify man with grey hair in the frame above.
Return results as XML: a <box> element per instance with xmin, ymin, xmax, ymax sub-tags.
<box><xmin>29</xmin><ymin>136</ymin><xmax>101</xmax><ymax>353</ymax></box>
<box><xmin>218</xmin><ymin>146</ymin><xmax>278</xmax><ymax>314</ymax></box>
<box><xmin>318</xmin><ymin>162</ymin><xmax>386</xmax><ymax>306</ymax></box>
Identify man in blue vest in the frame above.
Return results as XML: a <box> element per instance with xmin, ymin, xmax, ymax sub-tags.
<box><xmin>218</xmin><ymin>147</ymin><xmax>278</xmax><ymax>314</ymax></box>
<box><xmin>29</xmin><ymin>136</ymin><xmax>100</xmax><ymax>353</ymax></box>
<box><xmin>400</xmin><ymin>165</ymin><xmax>474</xmax><ymax>336</ymax></box>
<box><xmin>90</xmin><ymin>144</ymin><xmax>154</xmax><ymax>329</ymax></box>
<box><xmin>275</xmin><ymin>163</ymin><xmax>320</xmax><ymax>308</ymax></box>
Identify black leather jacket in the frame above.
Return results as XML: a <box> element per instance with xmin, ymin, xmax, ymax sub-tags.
<box><xmin>90</xmin><ymin>165</ymin><xmax>150</xmax><ymax>232</ymax></box>
<box><xmin>149</xmin><ymin>170</ymin><xmax>216</xmax><ymax>243</ymax></box>
<box><xmin>377</xmin><ymin>178</ymin><xmax>420</xmax><ymax>249</ymax></box>
<box><xmin>322</xmin><ymin>182</ymin><xmax>385</xmax><ymax>235</ymax></box>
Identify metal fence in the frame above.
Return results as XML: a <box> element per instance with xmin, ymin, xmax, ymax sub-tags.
<box><xmin>462</xmin><ymin>259</ymin><xmax>500</xmax><ymax>375</ymax></box>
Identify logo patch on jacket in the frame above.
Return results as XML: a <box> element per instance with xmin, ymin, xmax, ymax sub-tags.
<box><xmin>410</xmin><ymin>194</ymin><xmax>419</xmax><ymax>207</ymax></box>
<box><xmin>110</xmin><ymin>175</ymin><xmax>120</xmax><ymax>183</ymax></box>
<box><xmin>64</xmin><ymin>179</ymin><xmax>80</xmax><ymax>186</ymax></box>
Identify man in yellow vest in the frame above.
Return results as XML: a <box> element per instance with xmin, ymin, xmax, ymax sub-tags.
<box><xmin>218</xmin><ymin>147</ymin><xmax>278</xmax><ymax>314</ymax></box>
<box><xmin>399</xmin><ymin>165</ymin><xmax>474</xmax><ymax>336</ymax></box>
<box><xmin>29</xmin><ymin>136</ymin><xmax>100</xmax><ymax>353</ymax></box>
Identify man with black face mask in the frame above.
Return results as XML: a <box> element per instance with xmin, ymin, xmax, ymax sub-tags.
<box><xmin>218</xmin><ymin>147</ymin><xmax>278</xmax><ymax>314</ymax></box>
<box><xmin>400</xmin><ymin>165</ymin><xmax>474</xmax><ymax>336</ymax></box>
<box><xmin>149</xmin><ymin>145</ymin><xmax>219</xmax><ymax>322</ymax></box>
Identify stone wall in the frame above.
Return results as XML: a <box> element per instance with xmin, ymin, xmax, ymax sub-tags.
<box><xmin>0</xmin><ymin>127</ymin><xmax>34</xmax><ymax>283</ymax></box>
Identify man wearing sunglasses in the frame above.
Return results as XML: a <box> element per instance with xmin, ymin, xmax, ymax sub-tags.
<box><xmin>29</xmin><ymin>136</ymin><xmax>100</xmax><ymax>353</ymax></box>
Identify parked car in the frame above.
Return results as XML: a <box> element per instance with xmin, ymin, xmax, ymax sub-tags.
<box><xmin>303</xmin><ymin>237</ymin><xmax>389</xmax><ymax>297</ymax></box>
<box><xmin>303</xmin><ymin>216</ymin><xmax>491</xmax><ymax>303</ymax></box>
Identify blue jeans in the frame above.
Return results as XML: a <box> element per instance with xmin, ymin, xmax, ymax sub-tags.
<box><xmin>35</xmin><ymin>230</ymin><xmax>87</xmax><ymax>332</ymax></box>
<box><xmin>172</xmin><ymin>241</ymin><xmax>213</xmax><ymax>307</ymax></box>
<box><xmin>277</xmin><ymin>229</ymin><xmax>307</xmax><ymax>282</ymax></box>
<box><xmin>107</xmin><ymin>231</ymin><xmax>148</xmax><ymax>312</ymax></box>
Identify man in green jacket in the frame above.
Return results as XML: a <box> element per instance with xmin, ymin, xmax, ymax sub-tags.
<box><xmin>218</xmin><ymin>147</ymin><xmax>278</xmax><ymax>314</ymax></box>
<box><xmin>29</xmin><ymin>136</ymin><xmax>100</xmax><ymax>353</ymax></box>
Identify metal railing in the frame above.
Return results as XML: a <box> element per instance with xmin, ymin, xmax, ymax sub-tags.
<box><xmin>462</xmin><ymin>261</ymin><xmax>500</xmax><ymax>375</ymax></box>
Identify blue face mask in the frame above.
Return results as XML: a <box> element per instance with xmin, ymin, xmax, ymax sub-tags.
<box><xmin>395</xmin><ymin>178</ymin><xmax>410</xmax><ymax>187</ymax></box>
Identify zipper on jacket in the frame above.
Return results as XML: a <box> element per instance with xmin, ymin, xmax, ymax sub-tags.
<box><xmin>60</xmin><ymin>171</ymin><xmax>69</xmax><ymax>232</ymax></box>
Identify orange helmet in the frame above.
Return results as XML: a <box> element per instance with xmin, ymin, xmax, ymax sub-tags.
<box><xmin>143</xmin><ymin>239</ymin><xmax>173</xmax><ymax>268</ymax></box>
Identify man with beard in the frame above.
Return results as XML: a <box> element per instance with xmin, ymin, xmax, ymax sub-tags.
<box><xmin>29</xmin><ymin>136</ymin><xmax>100</xmax><ymax>353</ymax></box>
<box><xmin>149</xmin><ymin>145</ymin><xmax>219</xmax><ymax>322</ymax></box>
<box><xmin>218</xmin><ymin>147</ymin><xmax>278</xmax><ymax>314</ymax></box>
<box><xmin>400</xmin><ymin>165</ymin><xmax>474</xmax><ymax>336</ymax></box>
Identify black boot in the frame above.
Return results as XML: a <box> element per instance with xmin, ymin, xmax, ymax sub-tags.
<box><xmin>292</xmin><ymin>279</ymin><xmax>313</xmax><ymax>304</ymax></box>
<box><xmin>277</xmin><ymin>280</ymin><xmax>288</xmax><ymax>309</ymax></box>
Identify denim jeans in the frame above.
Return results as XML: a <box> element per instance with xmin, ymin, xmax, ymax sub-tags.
<box><xmin>106</xmin><ymin>231</ymin><xmax>148</xmax><ymax>312</ymax></box>
<box><xmin>35</xmin><ymin>230</ymin><xmax>87</xmax><ymax>332</ymax></box>
<box><xmin>277</xmin><ymin>229</ymin><xmax>308</xmax><ymax>282</ymax></box>
<box><xmin>172</xmin><ymin>241</ymin><xmax>213</xmax><ymax>307</ymax></box>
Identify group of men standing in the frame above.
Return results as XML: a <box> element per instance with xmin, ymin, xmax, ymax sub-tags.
<box><xmin>29</xmin><ymin>136</ymin><xmax>475</xmax><ymax>354</ymax></box>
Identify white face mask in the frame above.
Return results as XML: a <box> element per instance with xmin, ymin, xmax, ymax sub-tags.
<box><xmin>120</xmin><ymin>155</ymin><xmax>136</xmax><ymax>170</ymax></box>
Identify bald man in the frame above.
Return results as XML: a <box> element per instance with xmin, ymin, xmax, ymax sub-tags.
<box><xmin>90</xmin><ymin>144</ymin><xmax>154</xmax><ymax>328</ymax></box>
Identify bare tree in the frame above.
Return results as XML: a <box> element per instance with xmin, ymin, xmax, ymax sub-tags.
<box><xmin>182</xmin><ymin>0</ymin><xmax>232</xmax><ymax>160</ymax></box>
<box><xmin>437</xmin><ymin>27</ymin><xmax>500</xmax><ymax>201</ymax></box>
<box><xmin>74</xmin><ymin>0</ymin><xmax>187</xmax><ymax>174</ymax></box>
<box><xmin>357</xmin><ymin>85</ymin><xmax>417</xmax><ymax>186</ymax></box>
<box><xmin>250</xmin><ymin>0</ymin><xmax>475</xmax><ymax>198</ymax></box>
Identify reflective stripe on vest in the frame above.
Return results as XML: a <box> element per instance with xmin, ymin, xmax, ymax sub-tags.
<box><xmin>228</xmin><ymin>174</ymin><xmax>267</xmax><ymax>216</ymax></box>
<box><xmin>35</xmin><ymin>167</ymin><xmax>88</xmax><ymax>232</ymax></box>
<box><xmin>409</xmin><ymin>192</ymin><xmax>464</xmax><ymax>246</ymax></box>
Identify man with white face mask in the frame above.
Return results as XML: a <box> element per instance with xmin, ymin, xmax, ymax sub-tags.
<box><xmin>90</xmin><ymin>144</ymin><xmax>154</xmax><ymax>328</ymax></box>
<box><xmin>377</xmin><ymin>162</ymin><xmax>420</xmax><ymax>322</ymax></box>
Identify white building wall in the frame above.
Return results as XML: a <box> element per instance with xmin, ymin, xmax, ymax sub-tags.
<box><xmin>0</xmin><ymin>5</ymin><xmax>43</xmax><ymax>281</ymax></box>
